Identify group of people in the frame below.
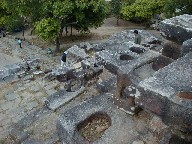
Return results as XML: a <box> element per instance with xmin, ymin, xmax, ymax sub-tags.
<box><xmin>60</xmin><ymin>29</ymin><xmax>141</xmax><ymax>67</ymax></box>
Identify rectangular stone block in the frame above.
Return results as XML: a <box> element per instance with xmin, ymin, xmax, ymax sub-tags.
<box><xmin>137</xmin><ymin>52</ymin><xmax>192</xmax><ymax>133</ymax></box>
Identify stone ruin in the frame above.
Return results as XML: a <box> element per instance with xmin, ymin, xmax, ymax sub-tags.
<box><xmin>1</xmin><ymin>14</ymin><xmax>192</xmax><ymax>144</ymax></box>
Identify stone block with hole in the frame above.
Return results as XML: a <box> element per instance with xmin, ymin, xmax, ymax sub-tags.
<box><xmin>160</xmin><ymin>14</ymin><xmax>192</xmax><ymax>44</ymax></box>
<box><xmin>137</xmin><ymin>52</ymin><xmax>192</xmax><ymax>137</ymax></box>
<box><xmin>96</xmin><ymin>41</ymin><xmax>147</xmax><ymax>74</ymax></box>
<box><xmin>57</xmin><ymin>94</ymin><xmax>135</xmax><ymax>144</ymax></box>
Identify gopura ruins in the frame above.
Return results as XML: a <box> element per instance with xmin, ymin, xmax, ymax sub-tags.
<box><xmin>0</xmin><ymin>14</ymin><xmax>192</xmax><ymax>144</ymax></box>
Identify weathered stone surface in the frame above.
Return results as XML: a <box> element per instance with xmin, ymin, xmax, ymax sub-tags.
<box><xmin>79</xmin><ymin>42</ymin><xmax>94</xmax><ymax>53</ymax></box>
<box><xmin>132</xmin><ymin>140</ymin><xmax>144</xmax><ymax>144</ymax></box>
<box><xmin>4</xmin><ymin>93</ymin><xmax>19</xmax><ymax>101</ymax></box>
<box><xmin>22</xmin><ymin>139</ymin><xmax>44</xmax><ymax>144</ymax></box>
<box><xmin>65</xmin><ymin>79</ymin><xmax>82</xmax><ymax>92</ymax></box>
<box><xmin>160</xmin><ymin>14</ymin><xmax>192</xmax><ymax>44</ymax></box>
<box><xmin>81</xmin><ymin>57</ymin><xmax>95</xmax><ymax>69</ymax></box>
<box><xmin>67</xmin><ymin>45</ymin><xmax>89</xmax><ymax>62</ymax></box>
<box><xmin>181</xmin><ymin>38</ymin><xmax>192</xmax><ymax>56</ymax></box>
<box><xmin>96</xmin><ymin>41</ymin><xmax>148</xmax><ymax>74</ymax></box>
<box><xmin>26</xmin><ymin>58</ymin><xmax>41</xmax><ymax>70</ymax></box>
<box><xmin>3</xmin><ymin>64</ymin><xmax>21</xmax><ymax>75</ymax></box>
<box><xmin>50</xmin><ymin>66</ymin><xmax>75</xmax><ymax>82</ymax></box>
<box><xmin>116</xmin><ymin>52</ymin><xmax>173</xmax><ymax>97</ymax></box>
<box><xmin>160</xmin><ymin>131</ymin><xmax>192</xmax><ymax>144</ymax></box>
<box><xmin>137</xmin><ymin>52</ymin><xmax>192</xmax><ymax>133</ymax></box>
<box><xmin>162</xmin><ymin>41</ymin><xmax>181</xmax><ymax>60</ymax></box>
<box><xmin>113</xmin><ymin>51</ymin><xmax>173</xmax><ymax>114</ymax></box>
<box><xmin>97</xmin><ymin>75</ymin><xmax>117</xmax><ymax>93</ymax></box>
<box><xmin>46</xmin><ymin>87</ymin><xmax>85</xmax><ymax>111</ymax></box>
<box><xmin>109</xmin><ymin>30</ymin><xmax>162</xmax><ymax>45</ymax></box>
<box><xmin>57</xmin><ymin>94</ymin><xmax>136</xmax><ymax>144</ymax></box>
<box><xmin>9</xmin><ymin>128</ymin><xmax>29</xmax><ymax>143</ymax></box>
<box><xmin>94</xmin><ymin>30</ymin><xmax>162</xmax><ymax>53</ymax></box>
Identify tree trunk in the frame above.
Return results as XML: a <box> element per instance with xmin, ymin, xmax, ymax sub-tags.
<box><xmin>117</xmin><ymin>16</ymin><xmax>119</xmax><ymax>26</ymax></box>
<box><xmin>55</xmin><ymin>37</ymin><xmax>60</xmax><ymax>53</ymax></box>
<box><xmin>22</xmin><ymin>27</ymin><xmax>25</xmax><ymax>40</ymax></box>
<box><xmin>71</xmin><ymin>25</ymin><xmax>72</xmax><ymax>36</ymax></box>
<box><xmin>65</xmin><ymin>26</ymin><xmax>68</xmax><ymax>36</ymax></box>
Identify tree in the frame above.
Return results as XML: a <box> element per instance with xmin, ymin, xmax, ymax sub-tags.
<box><xmin>164</xmin><ymin>0</ymin><xmax>192</xmax><ymax>18</ymax></box>
<box><xmin>110</xmin><ymin>0</ymin><xmax>122</xmax><ymax>25</ymax></box>
<box><xmin>1</xmin><ymin>0</ymin><xmax>42</xmax><ymax>37</ymax></box>
<box><xmin>1</xmin><ymin>0</ymin><xmax>109</xmax><ymax>52</ymax></box>
<box><xmin>121</xmin><ymin>0</ymin><xmax>166</xmax><ymax>22</ymax></box>
<box><xmin>35</xmin><ymin>0</ymin><xmax>109</xmax><ymax>52</ymax></box>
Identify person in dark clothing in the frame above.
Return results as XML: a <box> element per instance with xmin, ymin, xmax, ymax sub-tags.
<box><xmin>61</xmin><ymin>51</ymin><xmax>68</xmax><ymax>66</ymax></box>
<box><xmin>17</xmin><ymin>38</ymin><xmax>22</xmax><ymax>48</ymax></box>
<box><xmin>133</xmin><ymin>30</ymin><xmax>141</xmax><ymax>45</ymax></box>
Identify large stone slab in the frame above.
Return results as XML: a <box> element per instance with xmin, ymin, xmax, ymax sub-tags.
<box><xmin>137</xmin><ymin>52</ymin><xmax>192</xmax><ymax>134</ymax></box>
<box><xmin>96</xmin><ymin>41</ymin><xmax>148</xmax><ymax>74</ymax></box>
<box><xmin>94</xmin><ymin>30</ymin><xmax>162</xmax><ymax>52</ymax></box>
<box><xmin>46</xmin><ymin>87</ymin><xmax>85</xmax><ymax>111</ymax></box>
<box><xmin>160</xmin><ymin>14</ymin><xmax>192</xmax><ymax>44</ymax></box>
<box><xmin>57</xmin><ymin>94</ymin><xmax>136</xmax><ymax>144</ymax></box>
<box><xmin>109</xmin><ymin>29</ymin><xmax>162</xmax><ymax>45</ymax></box>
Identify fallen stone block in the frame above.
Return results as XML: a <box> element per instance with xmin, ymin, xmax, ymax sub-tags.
<box><xmin>51</xmin><ymin>66</ymin><xmax>76</xmax><ymax>82</ymax></box>
<box><xmin>67</xmin><ymin>45</ymin><xmax>89</xmax><ymax>63</ymax></box>
<box><xmin>160</xmin><ymin>14</ymin><xmax>192</xmax><ymax>44</ymax></box>
<box><xmin>137</xmin><ymin>52</ymin><xmax>192</xmax><ymax>134</ymax></box>
<box><xmin>46</xmin><ymin>86</ymin><xmax>85</xmax><ymax>111</ymax></box>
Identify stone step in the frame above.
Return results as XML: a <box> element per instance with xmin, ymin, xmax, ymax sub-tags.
<box><xmin>46</xmin><ymin>87</ymin><xmax>85</xmax><ymax>111</ymax></box>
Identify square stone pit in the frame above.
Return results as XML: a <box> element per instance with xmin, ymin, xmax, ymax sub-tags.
<box><xmin>114</xmin><ymin>51</ymin><xmax>173</xmax><ymax>114</ymax></box>
<box><xmin>96</xmin><ymin>41</ymin><xmax>147</xmax><ymax>74</ymax></box>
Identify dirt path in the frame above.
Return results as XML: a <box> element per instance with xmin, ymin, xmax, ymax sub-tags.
<box><xmin>12</xmin><ymin>17</ymin><xmax>161</xmax><ymax>51</ymax></box>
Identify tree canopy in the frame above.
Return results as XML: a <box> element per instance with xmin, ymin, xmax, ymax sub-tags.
<box><xmin>0</xmin><ymin>0</ymin><xmax>109</xmax><ymax>52</ymax></box>
<box><xmin>164</xmin><ymin>0</ymin><xmax>192</xmax><ymax>18</ymax></box>
<box><xmin>121</xmin><ymin>0</ymin><xmax>166</xmax><ymax>22</ymax></box>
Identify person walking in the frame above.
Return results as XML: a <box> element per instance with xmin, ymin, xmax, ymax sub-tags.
<box><xmin>61</xmin><ymin>51</ymin><xmax>68</xmax><ymax>66</ymax></box>
<box><xmin>134</xmin><ymin>30</ymin><xmax>141</xmax><ymax>45</ymax></box>
<box><xmin>17</xmin><ymin>38</ymin><xmax>22</xmax><ymax>48</ymax></box>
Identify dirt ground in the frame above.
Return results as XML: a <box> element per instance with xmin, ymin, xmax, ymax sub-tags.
<box><xmin>13</xmin><ymin>17</ymin><xmax>160</xmax><ymax>51</ymax></box>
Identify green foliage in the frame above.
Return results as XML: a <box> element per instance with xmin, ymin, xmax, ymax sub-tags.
<box><xmin>1</xmin><ymin>0</ymin><xmax>109</xmax><ymax>52</ymax></box>
<box><xmin>74</xmin><ymin>0</ymin><xmax>109</xmax><ymax>31</ymax></box>
<box><xmin>35</xmin><ymin>18</ymin><xmax>61</xmax><ymax>41</ymax></box>
<box><xmin>164</xmin><ymin>0</ymin><xmax>192</xmax><ymax>18</ymax></box>
<box><xmin>110</xmin><ymin>0</ymin><xmax>122</xmax><ymax>18</ymax></box>
<box><xmin>121</xmin><ymin>0</ymin><xmax>166</xmax><ymax>22</ymax></box>
<box><xmin>0</xmin><ymin>1</ymin><xmax>23</xmax><ymax>31</ymax></box>
<box><xmin>53</xmin><ymin>0</ymin><xmax>74</xmax><ymax>19</ymax></box>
